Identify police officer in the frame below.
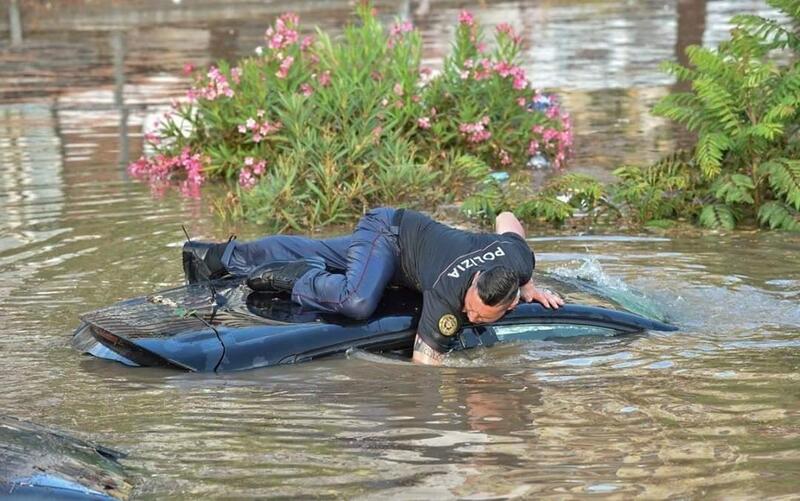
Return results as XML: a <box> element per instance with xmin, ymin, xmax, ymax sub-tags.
<box><xmin>182</xmin><ymin>207</ymin><xmax>563</xmax><ymax>365</ymax></box>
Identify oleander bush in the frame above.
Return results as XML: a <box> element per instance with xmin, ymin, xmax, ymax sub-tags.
<box><xmin>129</xmin><ymin>3</ymin><xmax>572</xmax><ymax>231</ymax></box>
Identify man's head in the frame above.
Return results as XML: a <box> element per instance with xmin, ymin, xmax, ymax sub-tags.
<box><xmin>463</xmin><ymin>266</ymin><xmax>520</xmax><ymax>324</ymax></box>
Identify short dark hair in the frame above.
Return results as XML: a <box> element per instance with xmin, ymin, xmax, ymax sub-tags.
<box><xmin>476</xmin><ymin>266</ymin><xmax>519</xmax><ymax>306</ymax></box>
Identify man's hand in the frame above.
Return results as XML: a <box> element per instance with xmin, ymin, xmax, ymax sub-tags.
<box><xmin>520</xmin><ymin>280</ymin><xmax>564</xmax><ymax>309</ymax></box>
<box><xmin>412</xmin><ymin>335</ymin><xmax>445</xmax><ymax>365</ymax></box>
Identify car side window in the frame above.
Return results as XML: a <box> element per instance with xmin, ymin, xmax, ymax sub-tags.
<box><xmin>493</xmin><ymin>323</ymin><xmax>618</xmax><ymax>343</ymax></box>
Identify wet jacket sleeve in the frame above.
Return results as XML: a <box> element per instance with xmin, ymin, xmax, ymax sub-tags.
<box><xmin>417</xmin><ymin>290</ymin><xmax>461</xmax><ymax>353</ymax></box>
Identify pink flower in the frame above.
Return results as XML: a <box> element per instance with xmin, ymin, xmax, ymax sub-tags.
<box><xmin>527</xmin><ymin>140</ymin><xmax>539</xmax><ymax>155</ymax></box>
<box><xmin>231</xmin><ymin>67</ymin><xmax>242</xmax><ymax>84</ymax></box>
<box><xmin>128</xmin><ymin>147</ymin><xmax>205</xmax><ymax>193</ymax></box>
<box><xmin>179</xmin><ymin>148</ymin><xmax>205</xmax><ymax>186</ymax></box>
<box><xmin>276</xmin><ymin>55</ymin><xmax>294</xmax><ymax>79</ymax></box>
<box><xmin>474</xmin><ymin>59</ymin><xmax>493</xmax><ymax>80</ymax></box>
<box><xmin>560</xmin><ymin>129</ymin><xmax>573</xmax><ymax>148</ymax></box>
<box><xmin>300</xmin><ymin>35</ymin><xmax>314</xmax><ymax>51</ymax></box>
<box><xmin>265</xmin><ymin>13</ymin><xmax>300</xmax><ymax>51</ymax></box>
<box><xmin>393</xmin><ymin>83</ymin><xmax>404</xmax><ymax>96</ymax></box>
<box><xmin>279</xmin><ymin>12</ymin><xmax>299</xmax><ymax>26</ymax></box>
<box><xmin>459</xmin><ymin>117</ymin><xmax>492</xmax><ymax>143</ymax></box>
<box><xmin>192</xmin><ymin>66</ymin><xmax>234</xmax><ymax>101</ymax></box>
<box><xmin>498</xmin><ymin>149</ymin><xmax>512</xmax><ymax>165</ymax></box>
<box><xmin>300</xmin><ymin>83</ymin><xmax>313</xmax><ymax>96</ymax></box>
<box><xmin>458</xmin><ymin>10</ymin><xmax>474</xmax><ymax>26</ymax></box>
<box><xmin>239</xmin><ymin>168</ymin><xmax>256</xmax><ymax>189</ymax></box>
<box><xmin>496</xmin><ymin>23</ymin><xmax>513</xmax><ymax>35</ymax></box>
<box><xmin>391</xmin><ymin>20</ymin><xmax>413</xmax><ymax>36</ymax></box>
<box><xmin>240</xmin><ymin>118</ymin><xmax>281</xmax><ymax>143</ymax></box>
<box><xmin>517</xmin><ymin>97</ymin><xmax>527</xmax><ymax>107</ymax></box>
<box><xmin>473</xmin><ymin>130</ymin><xmax>491</xmax><ymax>142</ymax></box>
<box><xmin>238</xmin><ymin>158</ymin><xmax>266</xmax><ymax>188</ymax></box>
<box><xmin>492</xmin><ymin>62</ymin><xmax>529</xmax><ymax>89</ymax></box>
<box><xmin>554</xmin><ymin>152</ymin><xmax>566</xmax><ymax>169</ymax></box>
<box><xmin>496</xmin><ymin>23</ymin><xmax>522</xmax><ymax>44</ymax></box>
<box><xmin>417</xmin><ymin>117</ymin><xmax>431</xmax><ymax>129</ymax></box>
<box><xmin>318</xmin><ymin>70</ymin><xmax>331</xmax><ymax>87</ymax></box>
<box><xmin>494</xmin><ymin>61</ymin><xmax>514</xmax><ymax>78</ymax></box>
<box><xmin>182</xmin><ymin>62</ymin><xmax>195</xmax><ymax>76</ymax></box>
<box><xmin>388</xmin><ymin>20</ymin><xmax>414</xmax><ymax>48</ymax></box>
<box><xmin>542</xmin><ymin>128</ymin><xmax>559</xmax><ymax>144</ymax></box>
<box><xmin>144</xmin><ymin>132</ymin><xmax>161</xmax><ymax>145</ymax></box>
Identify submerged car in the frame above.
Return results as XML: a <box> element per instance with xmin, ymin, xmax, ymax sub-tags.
<box><xmin>72</xmin><ymin>276</ymin><xmax>678</xmax><ymax>372</ymax></box>
<box><xmin>0</xmin><ymin>415</ymin><xmax>131</xmax><ymax>500</ymax></box>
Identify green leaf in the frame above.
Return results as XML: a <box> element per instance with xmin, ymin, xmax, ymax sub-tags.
<box><xmin>732</xmin><ymin>13</ymin><xmax>800</xmax><ymax>50</ymax></box>
<box><xmin>699</xmin><ymin>204</ymin><xmax>736</xmax><ymax>229</ymax></box>
<box><xmin>659</xmin><ymin>61</ymin><xmax>697</xmax><ymax>82</ymax></box>
<box><xmin>695</xmin><ymin>132</ymin><xmax>731</xmax><ymax>178</ymax></box>
<box><xmin>711</xmin><ymin>173</ymin><xmax>755</xmax><ymax>205</ymax></box>
<box><xmin>758</xmin><ymin>201</ymin><xmax>800</xmax><ymax>230</ymax></box>
<box><xmin>761</xmin><ymin>159</ymin><xmax>800</xmax><ymax>210</ymax></box>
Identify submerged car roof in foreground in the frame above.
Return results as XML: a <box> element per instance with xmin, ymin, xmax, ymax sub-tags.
<box><xmin>0</xmin><ymin>415</ymin><xmax>131</xmax><ymax>500</ymax></box>
<box><xmin>72</xmin><ymin>279</ymin><xmax>678</xmax><ymax>372</ymax></box>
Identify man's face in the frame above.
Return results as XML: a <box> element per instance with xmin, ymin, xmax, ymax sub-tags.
<box><xmin>464</xmin><ymin>288</ymin><xmax>520</xmax><ymax>324</ymax></box>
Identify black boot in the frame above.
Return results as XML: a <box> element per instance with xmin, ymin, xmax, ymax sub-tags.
<box><xmin>182</xmin><ymin>240</ymin><xmax>234</xmax><ymax>284</ymax></box>
<box><xmin>246</xmin><ymin>260</ymin><xmax>322</xmax><ymax>293</ymax></box>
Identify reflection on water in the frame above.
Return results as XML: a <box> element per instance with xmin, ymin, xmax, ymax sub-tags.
<box><xmin>1</xmin><ymin>0</ymin><xmax>799</xmax><ymax>498</ymax></box>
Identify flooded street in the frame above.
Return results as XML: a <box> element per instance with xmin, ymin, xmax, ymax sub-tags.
<box><xmin>1</xmin><ymin>0</ymin><xmax>799</xmax><ymax>498</ymax></box>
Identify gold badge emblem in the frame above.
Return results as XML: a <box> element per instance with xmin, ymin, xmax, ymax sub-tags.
<box><xmin>438</xmin><ymin>314</ymin><xmax>459</xmax><ymax>337</ymax></box>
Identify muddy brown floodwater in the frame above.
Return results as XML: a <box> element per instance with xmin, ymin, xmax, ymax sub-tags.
<box><xmin>1</xmin><ymin>0</ymin><xmax>799</xmax><ymax>498</ymax></box>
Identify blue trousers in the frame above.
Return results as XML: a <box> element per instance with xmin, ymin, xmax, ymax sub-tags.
<box><xmin>224</xmin><ymin>208</ymin><xmax>401</xmax><ymax>320</ymax></box>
